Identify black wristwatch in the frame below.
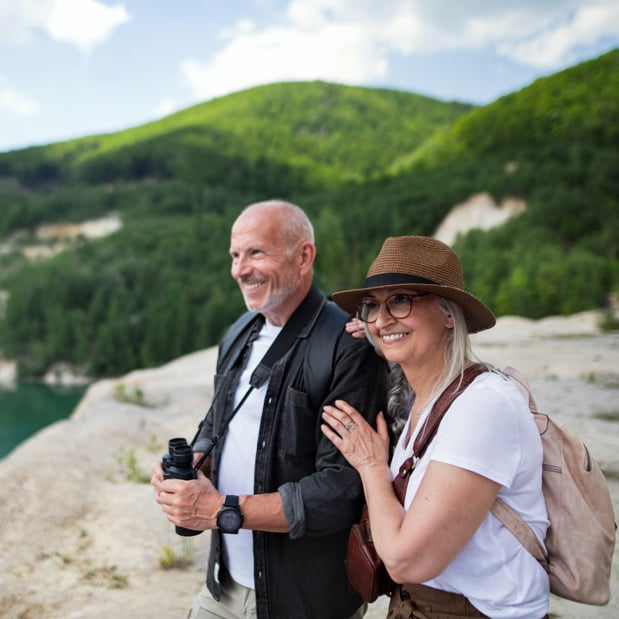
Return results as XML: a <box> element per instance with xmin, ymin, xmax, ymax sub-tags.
<box><xmin>216</xmin><ymin>495</ymin><xmax>243</xmax><ymax>534</ymax></box>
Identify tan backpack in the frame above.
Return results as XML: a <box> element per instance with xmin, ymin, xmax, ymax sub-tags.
<box><xmin>491</xmin><ymin>367</ymin><xmax>616</xmax><ymax>605</ymax></box>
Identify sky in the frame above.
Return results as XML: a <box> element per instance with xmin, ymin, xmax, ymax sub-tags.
<box><xmin>0</xmin><ymin>0</ymin><xmax>618</xmax><ymax>153</ymax></box>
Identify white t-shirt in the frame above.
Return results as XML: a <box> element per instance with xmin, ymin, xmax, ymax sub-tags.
<box><xmin>390</xmin><ymin>371</ymin><xmax>549</xmax><ymax>618</ymax></box>
<box><xmin>218</xmin><ymin>321</ymin><xmax>282</xmax><ymax>589</ymax></box>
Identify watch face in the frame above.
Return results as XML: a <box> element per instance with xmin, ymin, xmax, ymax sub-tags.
<box><xmin>218</xmin><ymin>507</ymin><xmax>242</xmax><ymax>533</ymax></box>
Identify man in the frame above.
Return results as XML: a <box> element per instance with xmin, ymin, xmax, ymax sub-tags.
<box><xmin>152</xmin><ymin>200</ymin><xmax>388</xmax><ymax>619</ymax></box>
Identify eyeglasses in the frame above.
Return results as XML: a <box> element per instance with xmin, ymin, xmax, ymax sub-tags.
<box><xmin>356</xmin><ymin>293</ymin><xmax>429</xmax><ymax>323</ymax></box>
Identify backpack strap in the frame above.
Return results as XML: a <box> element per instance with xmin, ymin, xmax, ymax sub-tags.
<box><xmin>412</xmin><ymin>363</ymin><xmax>489</xmax><ymax>458</ymax></box>
<box><xmin>393</xmin><ymin>363</ymin><xmax>489</xmax><ymax>501</ymax></box>
<box><xmin>490</xmin><ymin>366</ymin><xmax>549</xmax><ymax>571</ymax></box>
<box><xmin>216</xmin><ymin>294</ymin><xmax>349</xmax><ymax>412</ymax></box>
<box><xmin>304</xmin><ymin>299</ymin><xmax>349</xmax><ymax>411</ymax></box>
<box><xmin>502</xmin><ymin>366</ymin><xmax>539</xmax><ymax>413</ymax></box>
<box><xmin>491</xmin><ymin>498</ymin><xmax>549</xmax><ymax>570</ymax></box>
<box><xmin>191</xmin><ymin>288</ymin><xmax>330</xmax><ymax>455</ymax></box>
<box><xmin>217</xmin><ymin>310</ymin><xmax>262</xmax><ymax>375</ymax></box>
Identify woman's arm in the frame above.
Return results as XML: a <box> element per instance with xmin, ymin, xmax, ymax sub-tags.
<box><xmin>321</xmin><ymin>399</ymin><xmax>501</xmax><ymax>584</ymax></box>
<box><xmin>372</xmin><ymin>461</ymin><xmax>500</xmax><ymax>583</ymax></box>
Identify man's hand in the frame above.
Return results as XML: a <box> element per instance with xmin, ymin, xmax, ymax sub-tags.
<box><xmin>151</xmin><ymin>462</ymin><xmax>223</xmax><ymax>531</ymax></box>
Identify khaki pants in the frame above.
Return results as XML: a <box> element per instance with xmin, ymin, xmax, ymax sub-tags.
<box><xmin>188</xmin><ymin>579</ymin><xmax>367</xmax><ymax>619</ymax></box>
<box><xmin>188</xmin><ymin>581</ymin><xmax>257</xmax><ymax>619</ymax></box>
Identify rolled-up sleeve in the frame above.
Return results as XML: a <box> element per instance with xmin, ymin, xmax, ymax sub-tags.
<box><xmin>279</xmin><ymin>482</ymin><xmax>306</xmax><ymax>538</ymax></box>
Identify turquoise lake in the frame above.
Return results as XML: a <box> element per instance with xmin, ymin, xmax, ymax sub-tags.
<box><xmin>0</xmin><ymin>382</ymin><xmax>86</xmax><ymax>459</ymax></box>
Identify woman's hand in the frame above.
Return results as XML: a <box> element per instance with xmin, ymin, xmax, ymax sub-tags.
<box><xmin>321</xmin><ymin>399</ymin><xmax>390</xmax><ymax>473</ymax></box>
<box><xmin>345</xmin><ymin>319</ymin><xmax>386</xmax><ymax>359</ymax></box>
<box><xmin>345</xmin><ymin>318</ymin><xmax>367</xmax><ymax>339</ymax></box>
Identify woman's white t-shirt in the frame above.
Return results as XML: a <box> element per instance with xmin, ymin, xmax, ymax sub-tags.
<box><xmin>390</xmin><ymin>371</ymin><xmax>549</xmax><ymax>618</ymax></box>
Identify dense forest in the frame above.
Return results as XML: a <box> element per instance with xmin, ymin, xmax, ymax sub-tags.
<box><xmin>0</xmin><ymin>50</ymin><xmax>617</xmax><ymax>379</ymax></box>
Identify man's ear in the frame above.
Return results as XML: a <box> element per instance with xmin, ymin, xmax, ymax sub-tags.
<box><xmin>298</xmin><ymin>242</ymin><xmax>316</xmax><ymax>274</ymax></box>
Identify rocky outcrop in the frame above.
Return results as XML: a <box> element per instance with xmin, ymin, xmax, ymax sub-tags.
<box><xmin>0</xmin><ymin>213</ymin><xmax>122</xmax><ymax>263</ymax></box>
<box><xmin>0</xmin><ymin>313</ymin><xmax>617</xmax><ymax>619</ymax></box>
<box><xmin>433</xmin><ymin>192</ymin><xmax>526</xmax><ymax>246</ymax></box>
<box><xmin>0</xmin><ymin>356</ymin><xmax>16</xmax><ymax>386</ymax></box>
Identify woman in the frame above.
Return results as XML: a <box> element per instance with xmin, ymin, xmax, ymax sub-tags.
<box><xmin>321</xmin><ymin>236</ymin><xmax>549</xmax><ymax>618</ymax></box>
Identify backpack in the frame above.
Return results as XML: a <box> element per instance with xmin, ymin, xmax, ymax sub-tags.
<box><xmin>491</xmin><ymin>366</ymin><xmax>616</xmax><ymax>605</ymax></box>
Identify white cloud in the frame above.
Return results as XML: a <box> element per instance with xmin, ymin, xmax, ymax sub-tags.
<box><xmin>181</xmin><ymin>20</ymin><xmax>386</xmax><ymax>101</ymax></box>
<box><xmin>180</xmin><ymin>0</ymin><xmax>410</xmax><ymax>101</ymax></box>
<box><xmin>46</xmin><ymin>0</ymin><xmax>131</xmax><ymax>53</ymax></box>
<box><xmin>0</xmin><ymin>0</ymin><xmax>130</xmax><ymax>53</ymax></box>
<box><xmin>178</xmin><ymin>0</ymin><xmax>619</xmax><ymax>102</ymax></box>
<box><xmin>0</xmin><ymin>0</ymin><xmax>51</xmax><ymax>44</ymax></box>
<box><xmin>0</xmin><ymin>83</ymin><xmax>40</xmax><ymax>116</ymax></box>
<box><xmin>497</xmin><ymin>2</ymin><xmax>619</xmax><ymax>68</ymax></box>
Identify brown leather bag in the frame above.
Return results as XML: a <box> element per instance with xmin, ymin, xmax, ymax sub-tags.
<box><xmin>344</xmin><ymin>365</ymin><xmax>487</xmax><ymax>603</ymax></box>
<box><xmin>345</xmin><ymin>504</ymin><xmax>394</xmax><ymax>602</ymax></box>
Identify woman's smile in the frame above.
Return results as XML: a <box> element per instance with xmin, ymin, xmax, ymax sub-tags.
<box><xmin>380</xmin><ymin>331</ymin><xmax>410</xmax><ymax>344</ymax></box>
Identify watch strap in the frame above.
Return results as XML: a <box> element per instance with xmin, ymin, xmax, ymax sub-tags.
<box><xmin>224</xmin><ymin>494</ymin><xmax>239</xmax><ymax>508</ymax></box>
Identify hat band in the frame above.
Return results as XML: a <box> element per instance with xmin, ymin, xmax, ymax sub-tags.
<box><xmin>365</xmin><ymin>273</ymin><xmax>439</xmax><ymax>287</ymax></box>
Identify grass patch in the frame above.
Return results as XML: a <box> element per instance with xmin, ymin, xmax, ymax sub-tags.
<box><xmin>599</xmin><ymin>308</ymin><xmax>619</xmax><ymax>332</ymax></box>
<box><xmin>84</xmin><ymin>565</ymin><xmax>129</xmax><ymax>589</ymax></box>
<box><xmin>114</xmin><ymin>383</ymin><xmax>151</xmax><ymax>407</ymax></box>
<box><xmin>147</xmin><ymin>432</ymin><xmax>164</xmax><ymax>453</ymax></box>
<box><xmin>158</xmin><ymin>540</ymin><xmax>194</xmax><ymax>570</ymax></box>
<box><xmin>594</xmin><ymin>411</ymin><xmax>619</xmax><ymax>422</ymax></box>
<box><xmin>114</xmin><ymin>447</ymin><xmax>151</xmax><ymax>483</ymax></box>
<box><xmin>584</xmin><ymin>372</ymin><xmax>619</xmax><ymax>389</ymax></box>
<box><xmin>601</xmin><ymin>469</ymin><xmax>619</xmax><ymax>482</ymax></box>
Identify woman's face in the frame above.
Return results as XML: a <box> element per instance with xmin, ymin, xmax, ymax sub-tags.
<box><xmin>362</xmin><ymin>288</ymin><xmax>453</xmax><ymax>372</ymax></box>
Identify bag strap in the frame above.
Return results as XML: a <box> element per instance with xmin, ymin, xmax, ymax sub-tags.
<box><xmin>491</xmin><ymin>498</ymin><xmax>549</xmax><ymax>570</ymax></box>
<box><xmin>391</xmin><ymin>363</ymin><xmax>550</xmax><ymax>572</ymax></box>
<box><xmin>414</xmin><ymin>363</ymin><xmax>489</xmax><ymax>458</ymax></box>
<box><xmin>304</xmin><ymin>299</ymin><xmax>349</xmax><ymax>411</ymax></box>
<box><xmin>191</xmin><ymin>285</ymin><xmax>325</xmax><ymax>463</ymax></box>
<box><xmin>393</xmin><ymin>363</ymin><xmax>488</xmax><ymax>502</ymax></box>
<box><xmin>489</xmin><ymin>366</ymin><xmax>550</xmax><ymax>571</ymax></box>
<box><xmin>248</xmin><ymin>284</ymin><xmax>325</xmax><ymax>389</ymax></box>
<box><xmin>502</xmin><ymin>366</ymin><xmax>539</xmax><ymax>413</ymax></box>
<box><xmin>216</xmin><ymin>296</ymin><xmax>347</xmax><ymax>413</ymax></box>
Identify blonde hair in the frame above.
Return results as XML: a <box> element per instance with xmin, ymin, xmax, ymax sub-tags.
<box><xmin>370</xmin><ymin>295</ymin><xmax>484</xmax><ymax>443</ymax></box>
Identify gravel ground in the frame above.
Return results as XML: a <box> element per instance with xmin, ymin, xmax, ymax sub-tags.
<box><xmin>1</xmin><ymin>311</ymin><xmax>617</xmax><ymax>618</ymax></box>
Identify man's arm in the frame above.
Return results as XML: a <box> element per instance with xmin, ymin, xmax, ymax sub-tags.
<box><xmin>152</xmin><ymin>466</ymin><xmax>290</xmax><ymax>533</ymax></box>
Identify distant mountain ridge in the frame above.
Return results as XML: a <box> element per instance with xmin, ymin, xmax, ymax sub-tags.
<box><xmin>0</xmin><ymin>50</ymin><xmax>617</xmax><ymax>379</ymax></box>
<box><xmin>395</xmin><ymin>48</ymin><xmax>619</xmax><ymax>171</ymax></box>
<box><xmin>0</xmin><ymin>81</ymin><xmax>472</xmax><ymax>190</ymax></box>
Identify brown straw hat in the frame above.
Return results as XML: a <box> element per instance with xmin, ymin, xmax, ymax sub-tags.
<box><xmin>331</xmin><ymin>236</ymin><xmax>496</xmax><ymax>333</ymax></box>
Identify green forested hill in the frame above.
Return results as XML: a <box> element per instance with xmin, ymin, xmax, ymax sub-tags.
<box><xmin>0</xmin><ymin>81</ymin><xmax>471</xmax><ymax>227</ymax></box>
<box><xmin>356</xmin><ymin>50</ymin><xmax>619</xmax><ymax>317</ymax></box>
<box><xmin>0</xmin><ymin>51</ymin><xmax>617</xmax><ymax>379</ymax></box>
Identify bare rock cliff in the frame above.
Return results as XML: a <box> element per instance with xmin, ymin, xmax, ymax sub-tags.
<box><xmin>1</xmin><ymin>314</ymin><xmax>618</xmax><ymax>619</ymax></box>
